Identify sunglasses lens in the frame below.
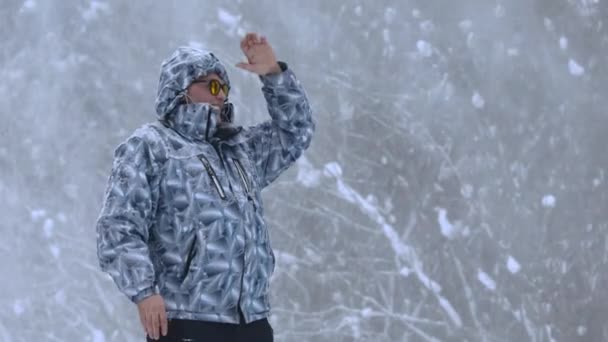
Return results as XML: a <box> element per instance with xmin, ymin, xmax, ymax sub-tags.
<box><xmin>209</xmin><ymin>80</ymin><xmax>220</xmax><ymax>95</ymax></box>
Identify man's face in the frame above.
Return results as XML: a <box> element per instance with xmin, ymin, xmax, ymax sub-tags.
<box><xmin>185</xmin><ymin>72</ymin><xmax>228</xmax><ymax>114</ymax></box>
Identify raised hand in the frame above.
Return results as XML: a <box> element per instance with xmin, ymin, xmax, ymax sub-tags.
<box><xmin>236</xmin><ymin>32</ymin><xmax>282</xmax><ymax>76</ymax></box>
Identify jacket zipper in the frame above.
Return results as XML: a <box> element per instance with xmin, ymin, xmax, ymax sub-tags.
<box><xmin>233</xmin><ymin>158</ymin><xmax>257</xmax><ymax>210</ymax></box>
<box><xmin>231</xmin><ymin>157</ymin><xmax>254</xmax><ymax>323</ymax></box>
<box><xmin>201</xmin><ymin>147</ymin><xmax>253</xmax><ymax>322</ymax></box>
<box><xmin>197</xmin><ymin>154</ymin><xmax>227</xmax><ymax>200</ymax></box>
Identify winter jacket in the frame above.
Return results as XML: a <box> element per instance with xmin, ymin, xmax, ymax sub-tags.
<box><xmin>96</xmin><ymin>46</ymin><xmax>314</xmax><ymax>324</ymax></box>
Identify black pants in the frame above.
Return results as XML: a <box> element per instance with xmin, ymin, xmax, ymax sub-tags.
<box><xmin>146</xmin><ymin>309</ymin><xmax>273</xmax><ymax>342</ymax></box>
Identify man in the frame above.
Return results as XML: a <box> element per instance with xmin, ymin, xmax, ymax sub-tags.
<box><xmin>96</xmin><ymin>32</ymin><xmax>315</xmax><ymax>341</ymax></box>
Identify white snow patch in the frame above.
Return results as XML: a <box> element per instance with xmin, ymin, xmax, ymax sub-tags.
<box><xmin>217</xmin><ymin>8</ymin><xmax>241</xmax><ymax>27</ymax></box>
<box><xmin>507</xmin><ymin>48</ymin><xmax>519</xmax><ymax>56</ymax></box>
<box><xmin>187</xmin><ymin>41</ymin><xmax>209</xmax><ymax>52</ymax></box>
<box><xmin>384</xmin><ymin>8</ymin><xmax>396</xmax><ymax>24</ymax></box>
<box><xmin>276</xmin><ymin>250</ymin><xmax>298</xmax><ymax>266</ymax></box>
<box><xmin>55</xmin><ymin>289</ymin><xmax>66</xmax><ymax>305</ymax></box>
<box><xmin>20</xmin><ymin>0</ymin><xmax>36</xmax><ymax>12</ymax></box>
<box><xmin>217</xmin><ymin>8</ymin><xmax>243</xmax><ymax>37</ymax></box>
<box><xmin>472</xmin><ymin>91</ymin><xmax>485</xmax><ymax>109</ymax></box>
<box><xmin>13</xmin><ymin>300</ymin><xmax>25</xmax><ymax>316</ymax></box>
<box><xmin>361</xmin><ymin>307</ymin><xmax>373</xmax><ymax>318</ymax></box>
<box><xmin>56</xmin><ymin>212</ymin><xmax>67</xmax><ymax>223</ymax></box>
<box><xmin>437</xmin><ymin>208</ymin><xmax>456</xmax><ymax>239</ymax></box>
<box><xmin>323</xmin><ymin>162</ymin><xmax>343</xmax><ymax>178</ymax></box>
<box><xmin>458</xmin><ymin>20</ymin><xmax>473</xmax><ymax>31</ymax></box>
<box><xmin>494</xmin><ymin>4</ymin><xmax>505</xmax><ymax>17</ymax></box>
<box><xmin>43</xmin><ymin>218</ymin><xmax>54</xmax><ymax>238</ymax></box>
<box><xmin>478</xmin><ymin>270</ymin><xmax>496</xmax><ymax>291</ymax></box>
<box><xmin>133</xmin><ymin>79</ymin><xmax>144</xmax><ymax>93</ymax></box>
<box><xmin>544</xmin><ymin>18</ymin><xmax>555</xmax><ymax>31</ymax></box>
<box><xmin>577</xmin><ymin>325</ymin><xmax>587</xmax><ymax>336</ymax></box>
<box><xmin>416</xmin><ymin>268</ymin><xmax>442</xmax><ymax>293</ymax></box>
<box><xmin>296</xmin><ymin>157</ymin><xmax>321</xmax><ymax>187</ymax></box>
<box><xmin>30</xmin><ymin>209</ymin><xmax>46</xmax><ymax>221</ymax></box>
<box><xmin>383</xmin><ymin>29</ymin><xmax>390</xmax><ymax>44</ymax></box>
<box><xmin>82</xmin><ymin>1</ymin><xmax>110</xmax><ymax>21</ymax></box>
<box><xmin>90</xmin><ymin>328</ymin><xmax>105</xmax><ymax>342</ymax></box>
<box><xmin>559</xmin><ymin>36</ymin><xmax>568</xmax><ymax>50</ymax></box>
<box><xmin>507</xmin><ymin>256</ymin><xmax>521</xmax><ymax>274</ymax></box>
<box><xmin>50</xmin><ymin>244</ymin><xmax>61</xmax><ymax>258</ymax></box>
<box><xmin>438</xmin><ymin>297</ymin><xmax>463</xmax><ymax>327</ymax></box>
<box><xmin>412</xmin><ymin>9</ymin><xmax>421</xmax><ymax>18</ymax></box>
<box><xmin>420</xmin><ymin>20</ymin><xmax>434</xmax><ymax>33</ymax></box>
<box><xmin>542</xmin><ymin>195</ymin><xmax>556</xmax><ymax>208</ymax></box>
<box><xmin>416</xmin><ymin>40</ymin><xmax>433</xmax><ymax>57</ymax></box>
<box><xmin>568</xmin><ymin>59</ymin><xmax>585</xmax><ymax>76</ymax></box>
<box><xmin>399</xmin><ymin>267</ymin><xmax>411</xmax><ymax>277</ymax></box>
<box><xmin>354</xmin><ymin>6</ymin><xmax>362</xmax><ymax>16</ymax></box>
<box><xmin>461</xmin><ymin>184</ymin><xmax>473</xmax><ymax>199</ymax></box>
<box><xmin>303</xmin><ymin>247</ymin><xmax>323</xmax><ymax>264</ymax></box>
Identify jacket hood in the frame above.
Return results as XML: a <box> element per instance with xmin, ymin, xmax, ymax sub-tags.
<box><xmin>155</xmin><ymin>46</ymin><xmax>230</xmax><ymax>119</ymax></box>
<box><xmin>154</xmin><ymin>47</ymin><xmax>241</xmax><ymax>143</ymax></box>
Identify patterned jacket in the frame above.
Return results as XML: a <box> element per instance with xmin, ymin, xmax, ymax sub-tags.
<box><xmin>96</xmin><ymin>47</ymin><xmax>314</xmax><ymax>323</ymax></box>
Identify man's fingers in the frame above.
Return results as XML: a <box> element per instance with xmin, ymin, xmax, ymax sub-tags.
<box><xmin>145</xmin><ymin>313</ymin><xmax>154</xmax><ymax>339</ymax></box>
<box><xmin>240</xmin><ymin>34</ymin><xmax>250</xmax><ymax>51</ymax></box>
<box><xmin>241</xmin><ymin>32</ymin><xmax>267</xmax><ymax>60</ymax></box>
<box><xmin>145</xmin><ymin>312</ymin><xmax>156</xmax><ymax>340</ymax></box>
<box><xmin>138</xmin><ymin>307</ymin><xmax>149</xmax><ymax>336</ymax></box>
<box><xmin>160</xmin><ymin>310</ymin><xmax>169</xmax><ymax>336</ymax></box>
<box><xmin>245</xmin><ymin>33</ymin><xmax>256</xmax><ymax>48</ymax></box>
<box><xmin>151</xmin><ymin>312</ymin><xmax>160</xmax><ymax>339</ymax></box>
<box><xmin>236</xmin><ymin>62</ymin><xmax>255</xmax><ymax>72</ymax></box>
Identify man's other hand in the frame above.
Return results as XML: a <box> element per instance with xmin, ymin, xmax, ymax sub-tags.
<box><xmin>137</xmin><ymin>294</ymin><xmax>168</xmax><ymax>340</ymax></box>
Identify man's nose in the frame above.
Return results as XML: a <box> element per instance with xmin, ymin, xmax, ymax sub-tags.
<box><xmin>215</xmin><ymin>91</ymin><xmax>226</xmax><ymax>102</ymax></box>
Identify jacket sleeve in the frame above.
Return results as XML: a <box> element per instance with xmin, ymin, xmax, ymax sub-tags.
<box><xmin>96</xmin><ymin>135</ymin><xmax>160</xmax><ymax>304</ymax></box>
<box><xmin>244</xmin><ymin>63</ymin><xmax>316</xmax><ymax>189</ymax></box>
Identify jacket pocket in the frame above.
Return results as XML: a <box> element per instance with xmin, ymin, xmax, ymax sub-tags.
<box><xmin>232</xmin><ymin>158</ymin><xmax>251</xmax><ymax>195</ymax></box>
<box><xmin>197</xmin><ymin>154</ymin><xmax>227</xmax><ymax>200</ymax></box>
<box><xmin>181</xmin><ymin>234</ymin><xmax>198</xmax><ymax>285</ymax></box>
<box><xmin>180</xmin><ymin>229</ymin><xmax>207</xmax><ymax>290</ymax></box>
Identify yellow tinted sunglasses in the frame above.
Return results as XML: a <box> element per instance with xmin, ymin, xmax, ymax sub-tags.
<box><xmin>191</xmin><ymin>78</ymin><xmax>230</xmax><ymax>97</ymax></box>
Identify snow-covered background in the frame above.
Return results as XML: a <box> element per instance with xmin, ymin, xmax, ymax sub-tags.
<box><xmin>2</xmin><ymin>0</ymin><xmax>607</xmax><ymax>341</ymax></box>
